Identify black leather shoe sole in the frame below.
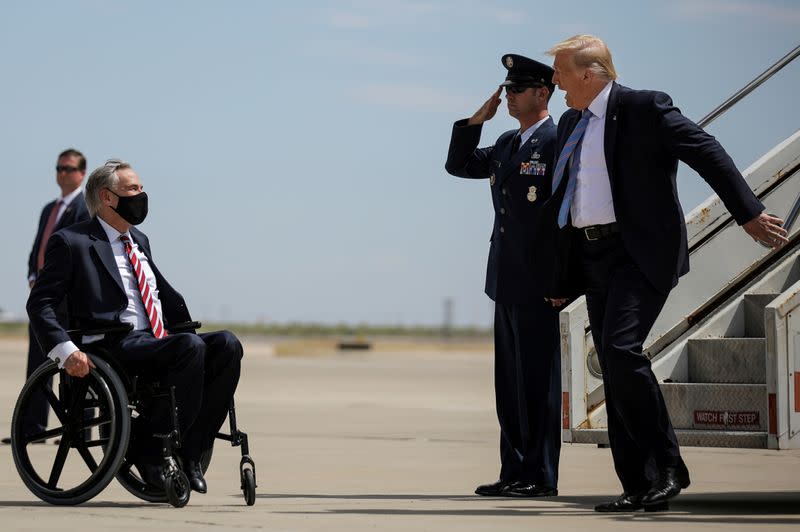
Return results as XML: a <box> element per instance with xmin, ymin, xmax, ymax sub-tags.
<box><xmin>595</xmin><ymin>501</ymin><xmax>642</xmax><ymax>512</ymax></box>
<box><xmin>503</xmin><ymin>486</ymin><xmax>558</xmax><ymax>498</ymax></box>
<box><xmin>475</xmin><ymin>481</ymin><xmax>511</xmax><ymax>496</ymax></box>
<box><xmin>595</xmin><ymin>500</ymin><xmax>669</xmax><ymax>512</ymax></box>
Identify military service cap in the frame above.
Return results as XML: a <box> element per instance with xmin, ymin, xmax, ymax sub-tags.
<box><xmin>500</xmin><ymin>54</ymin><xmax>555</xmax><ymax>94</ymax></box>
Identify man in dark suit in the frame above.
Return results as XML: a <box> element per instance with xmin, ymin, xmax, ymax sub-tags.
<box><xmin>27</xmin><ymin>159</ymin><xmax>243</xmax><ymax>494</ymax></box>
<box><xmin>445</xmin><ymin>54</ymin><xmax>561</xmax><ymax>497</ymax></box>
<box><xmin>541</xmin><ymin>35</ymin><xmax>787</xmax><ymax>511</ymax></box>
<box><xmin>3</xmin><ymin>149</ymin><xmax>91</xmax><ymax>446</ymax></box>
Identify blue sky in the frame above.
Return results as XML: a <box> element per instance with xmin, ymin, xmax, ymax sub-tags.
<box><xmin>1</xmin><ymin>0</ymin><xmax>798</xmax><ymax>326</ymax></box>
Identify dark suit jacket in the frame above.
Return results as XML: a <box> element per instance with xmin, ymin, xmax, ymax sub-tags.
<box><xmin>539</xmin><ymin>82</ymin><xmax>764</xmax><ymax>298</ymax></box>
<box><xmin>27</xmin><ymin>217</ymin><xmax>192</xmax><ymax>355</ymax></box>
<box><xmin>445</xmin><ymin>117</ymin><xmax>557</xmax><ymax>304</ymax></box>
<box><xmin>28</xmin><ymin>192</ymin><xmax>90</xmax><ymax>280</ymax></box>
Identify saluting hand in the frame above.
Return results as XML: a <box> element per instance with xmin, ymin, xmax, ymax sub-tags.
<box><xmin>468</xmin><ymin>88</ymin><xmax>502</xmax><ymax>126</ymax></box>
<box><xmin>743</xmin><ymin>213</ymin><xmax>789</xmax><ymax>248</ymax></box>
<box><xmin>63</xmin><ymin>351</ymin><xmax>95</xmax><ymax>378</ymax></box>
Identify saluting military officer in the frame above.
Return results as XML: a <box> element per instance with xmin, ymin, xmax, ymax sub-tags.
<box><xmin>445</xmin><ymin>54</ymin><xmax>561</xmax><ymax>497</ymax></box>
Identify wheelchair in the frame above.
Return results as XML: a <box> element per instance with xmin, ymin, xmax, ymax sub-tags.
<box><xmin>10</xmin><ymin>321</ymin><xmax>256</xmax><ymax>508</ymax></box>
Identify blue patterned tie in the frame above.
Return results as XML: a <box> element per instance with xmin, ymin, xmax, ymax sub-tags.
<box><xmin>553</xmin><ymin>110</ymin><xmax>593</xmax><ymax>228</ymax></box>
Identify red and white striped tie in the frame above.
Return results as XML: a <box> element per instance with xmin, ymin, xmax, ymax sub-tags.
<box><xmin>120</xmin><ymin>234</ymin><xmax>167</xmax><ymax>338</ymax></box>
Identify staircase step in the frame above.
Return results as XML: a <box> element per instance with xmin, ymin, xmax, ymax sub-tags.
<box><xmin>661</xmin><ymin>383</ymin><xmax>767</xmax><ymax>431</ymax></box>
<box><xmin>673</xmin><ymin>429</ymin><xmax>768</xmax><ymax>448</ymax></box>
<box><xmin>571</xmin><ymin>428</ymin><xmax>767</xmax><ymax>449</ymax></box>
<box><xmin>743</xmin><ymin>293</ymin><xmax>779</xmax><ymax>337</ymax></box>
<box><xmin>687</xmin><ymin>338</ymin><xmax>766</xmax><ymax>383</ymax></box>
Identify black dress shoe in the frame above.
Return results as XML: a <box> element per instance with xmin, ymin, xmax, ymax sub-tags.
<box><xmin>595</xmin><ymin>492</ymin><xmax>669</xmax><ymax>512</ymax></box>
<box><xmin>184</xmin><ymin>460</ymin><xmax>207</xmax><ymax>494</ymax></box>
<box><xmin>642</xmin><ymin>467</ymin><xmax>684</xmax><ymax>506</ymax></box>
<box><xmin>502</xmin><ymin>481</ymin><xmax>558</xmax><ymax>497</ymax></box>
<box><xmin>475</xmin><ymin>480</ymin><xmax>512</xmax><ymax>496</ymax></box>
<box><xmin>137</xmin><ymin>463</ymin><xmax>165</xmax><ymax>490</ymax></box>
<box><xmin>675</xmin><ymin>462</ymin><xmax>691</xmax><ymax>489</ymax></box>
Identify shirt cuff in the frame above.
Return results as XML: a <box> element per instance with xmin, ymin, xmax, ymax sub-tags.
<box><xmin>47</xmin><ymin>341</ymin><xmax>79</xmax><ymax>369</ymax></box>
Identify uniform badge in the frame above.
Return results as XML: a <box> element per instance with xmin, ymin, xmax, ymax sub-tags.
<box><xmin>490</xmin><ymin>173</ymin><xmax>496</xmax><ymax>186</ymax></box>
<box><xmin>531</xmin><ymin>152</ymin><xmax>540</xmax><ymax>160</ymax></box>
<box><xmin>520</xmin><ymin>162</ymin><xmax>533</xmax><ymax>175</ymax></box>
<box><xmin>527</xmin><ymin>186</ymin><xmax>537</xmax><ymax>202</ymax></box>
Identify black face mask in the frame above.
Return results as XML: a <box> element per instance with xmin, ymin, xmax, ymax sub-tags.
<box><xmin>109</xmin><ymin>190</ymin><xmax>148</xmax><ymax>225</ymax></box>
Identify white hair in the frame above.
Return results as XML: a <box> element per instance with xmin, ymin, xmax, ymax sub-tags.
<box><xmin>84</xmin><ymin>159</ymin><xmax>130</xmax><ymax>217</ymax></box>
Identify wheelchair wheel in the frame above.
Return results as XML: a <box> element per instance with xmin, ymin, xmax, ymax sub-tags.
<box><xmin>242</xmin><ymin>468</ymin><xmax>256</xmax><ymax>506</ymax></box>
<box><xmin>11</xmin><ymin>357</ymin><xmax>130</xmax><ymax>505</ymax></box>
<box><xmin>164</xmin><ymin>469</ymin><xmax>191</xmax><ymax>508</ymax></box>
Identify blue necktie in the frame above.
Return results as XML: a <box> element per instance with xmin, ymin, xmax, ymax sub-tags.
<box><xmin>553</xmin><ymin>110</ymin><xmax>593</xmax><ymax>228</ymax></box>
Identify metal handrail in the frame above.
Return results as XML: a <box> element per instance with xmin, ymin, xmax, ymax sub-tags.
<box><xmin>785</xmin><ymin>190</ymin><xmax>800</xmax><ymax>230</ymax></box>
<box><xmin>698</xmin><ymin>44</ymin><xmax>800</xmax><ymax>128</ymax></box>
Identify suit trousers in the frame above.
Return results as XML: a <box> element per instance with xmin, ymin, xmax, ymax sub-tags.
<box><xmin>22</xmin><ymin>302</ymin><xmax>70</xmax><ymax>435</ymax></box>
<box><xmin>116</xmin><ymin>329</ymin><xmax>243</xmax><ymax>462</ymax></box>
<box><xmin>494</xmin><ymin>300</ymin><xmax>561</xmax><ymax>487</ymax></box>
<box><xmin>577</xmin><ymin>232</ymin><xmax>684</xmax><ymax>494</ymax></box>
<box><xmin>21</xmin><ymin>323</ymin><xmax>50</xmax><ymax>434</ymax></box>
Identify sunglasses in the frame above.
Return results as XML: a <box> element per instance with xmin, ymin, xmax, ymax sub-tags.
<box><xmin>56</xmin><ymin>165</ymin><xmax>80</xmax><ymax>173</ymax></box>
<box><xmin>506</xmin><ymin>86</ymin><xmax>529</xmax><ymax>94</ymax></box>
<box><xmin>505</xmin><ymin>84</ymin><xmax>545</xmax><ymax>95</ymax></box>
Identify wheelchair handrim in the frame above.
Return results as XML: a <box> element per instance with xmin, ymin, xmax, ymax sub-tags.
<box><xmin>11</xmin><ymin>357</ymin><xmax>130</xmax><ymax>504</ymax></box>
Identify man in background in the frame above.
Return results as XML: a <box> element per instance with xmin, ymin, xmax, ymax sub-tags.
<box><xmin>3</xmin><ymin>148</ymin><xmax>90</xmax><ymax>445</ymax></box>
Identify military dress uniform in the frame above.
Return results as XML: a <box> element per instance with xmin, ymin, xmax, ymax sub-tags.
<box><xmin>444</xmin><ymin>55</ymin><xmax>561</xmax><ymax>492</ymax></box>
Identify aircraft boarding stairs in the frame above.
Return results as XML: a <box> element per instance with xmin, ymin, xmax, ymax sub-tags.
<box><xmin>560</xmin><ymin>45</ymin><xmax>800</xmax><ymax>450</ymax></box>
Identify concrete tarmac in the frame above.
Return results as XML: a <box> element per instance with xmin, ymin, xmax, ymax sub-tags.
<box><xmin>0</xmin><ymin>337</ymin><xmax>798</xmax><ymax>531</ymax></box>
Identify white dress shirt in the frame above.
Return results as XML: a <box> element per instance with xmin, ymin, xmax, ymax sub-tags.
<box><xmin>46</xmin><ymin>218</ymin><xmax>165</xmax><ymax>368</ymax></box>
<box><xmin>516</xmin><ymin>115</ymin><xmax>550</xmax><ymax>150</ymax></box>
<box><xmin>570</xmin><ymin>81</ymin><xmax>617</xmax><ymax>228</ymax></box>
<box><xmin>55</xmin><ymin>187</ymin><xmax>83</xmax><ymax>224</ymax></box>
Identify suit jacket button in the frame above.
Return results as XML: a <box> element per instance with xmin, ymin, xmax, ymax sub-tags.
<box><xmin>502</xmin><ymin>188</ymin><xmax>507</xmax><ymax>195</ymax></box>
<box><xmin>500</xmin><ymin>227</ymin><xmax>505</xmax><ymax>233</ymax></box>
<box><xmin>500</xmin><ymin>208</ymin><xmax>506</xmax><ymax>214</ymax></box>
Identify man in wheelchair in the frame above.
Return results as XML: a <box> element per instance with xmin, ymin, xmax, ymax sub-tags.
<box><xmin>26</xmin><ymin>159</ymin><xmax>243</xmax><ymax>495</ymax></box>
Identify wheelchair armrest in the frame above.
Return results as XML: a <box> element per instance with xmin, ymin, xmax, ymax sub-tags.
<box><xmin>168</xmin><ymin>321</ymin><xmax>202</xmax><ymax>333</ymax></box>
<box><xmin>67</xmin><ymin>322</ymin><xmax>134</xmax><ymax>338</ymax></box>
